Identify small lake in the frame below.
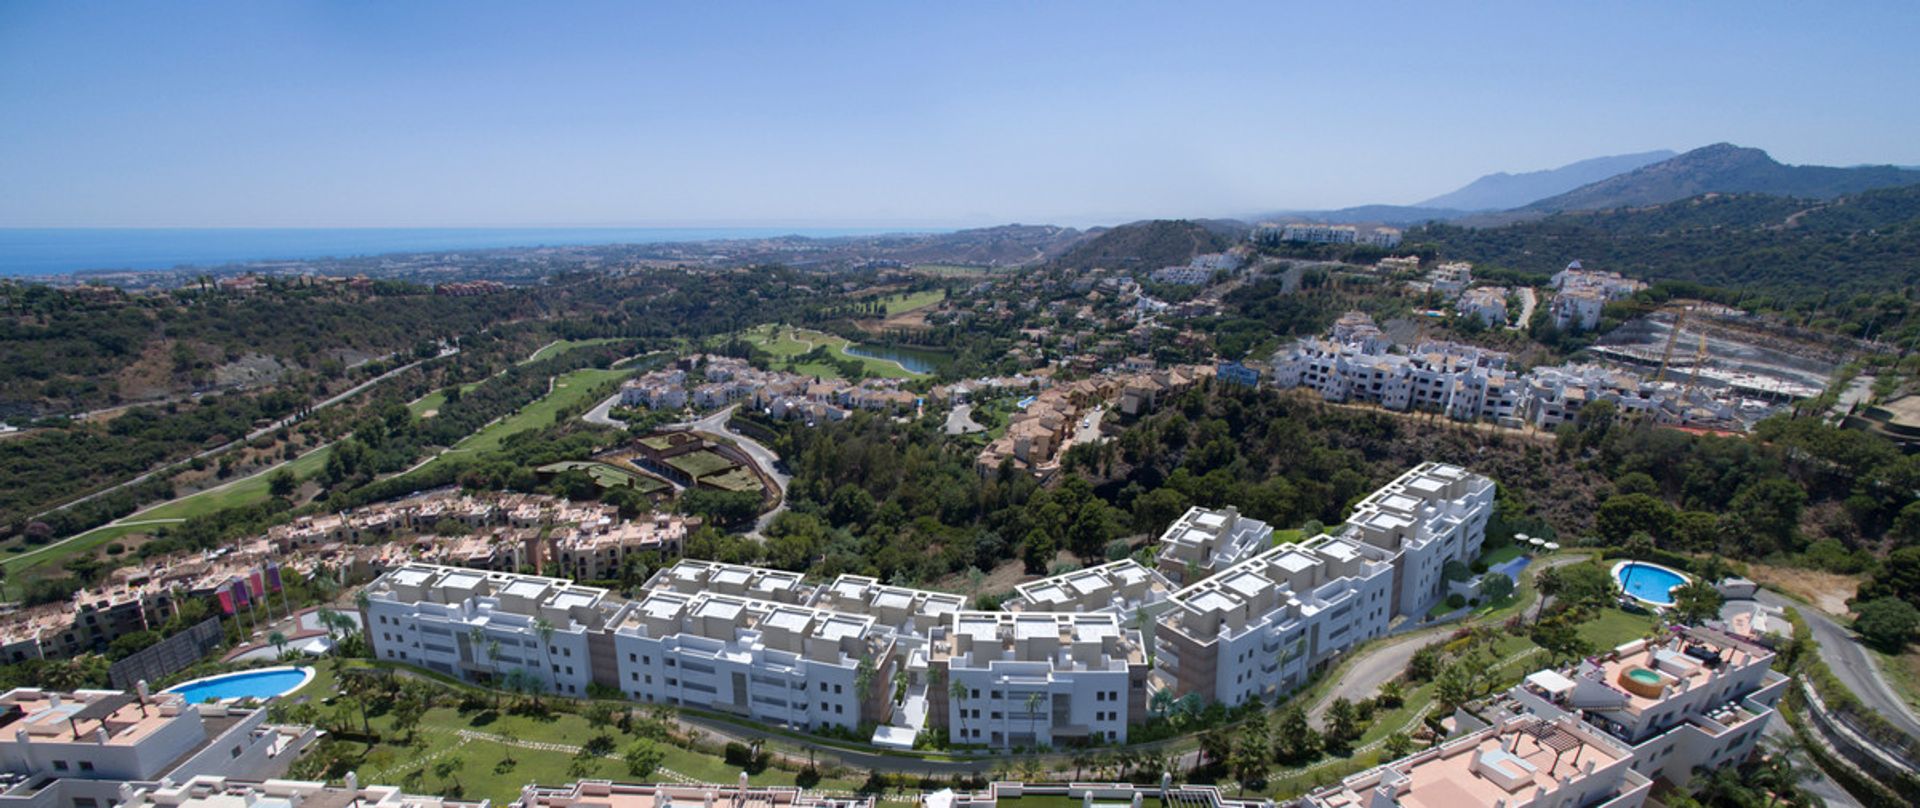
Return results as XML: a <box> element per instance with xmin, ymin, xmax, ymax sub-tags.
<box><xmin>842</xmin><ymin>343</ymin><xmax>949</xmax><ymax>375</ymax></box>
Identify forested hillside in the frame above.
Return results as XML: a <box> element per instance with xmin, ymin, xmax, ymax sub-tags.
<box><xmin>1048</xmin><ymin>220</ymin><xmax>1230</xmax><ymax>271</ymax></box>
<box><xmin>1412</xmin><ymin>185</ymin><xmax>1920</xmax><ymax>310</ymax></box>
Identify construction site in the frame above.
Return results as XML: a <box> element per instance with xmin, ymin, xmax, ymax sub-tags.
<box><xmin>1588</xmin><ymin>303</ymin><xmax>1836</xmax><ymax>409</ymax></box>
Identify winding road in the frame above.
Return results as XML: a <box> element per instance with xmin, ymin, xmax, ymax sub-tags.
<box><xmin>1760</xmin><ymin>590</ymin><xmax>1920</xmax><ymax>739</ymax></box>
<box><xmin>586</xmin><ymin>401</ymin><xmax>792</xmax><ymax>536</ymax></box>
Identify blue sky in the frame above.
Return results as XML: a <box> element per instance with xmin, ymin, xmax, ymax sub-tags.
<box><xmin>2</xmin><ymin>1</ymin><xmax>1916</xmax><ymax>228</ymax></box>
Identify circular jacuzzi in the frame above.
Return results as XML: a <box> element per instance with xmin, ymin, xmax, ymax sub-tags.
<box><xmin>1619</xmin><ymin>666</ymin><xmax>1664</xmax><ymax>698</ymax></box>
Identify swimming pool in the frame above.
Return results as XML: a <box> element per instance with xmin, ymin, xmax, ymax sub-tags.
<box><xmin>163</xmin><ymin>666</ymin><xmax>314</xmax><ymax>703</ymax></box>
<box><xmin>1612</xmin><ymin>561</ymin><xmax>1690</xmax><ymax>607</ymax></box>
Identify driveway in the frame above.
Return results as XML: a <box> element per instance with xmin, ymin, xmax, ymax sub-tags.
<box><xmin>1758</xmin><ymin>590</ymin><xmax>1920</xmax><ymax>740</ymax></box>
<box><xmin>670</xmin><ymin>405</ymin><xmax>792</xmax><ymax>537</ymax></box>
<box><xmin>1510</xmin><ymin>287</ymin><xmax>1538</xmax><ymax>331</ymax></box>
<box><xmin>1307</xmin><ymin>552</ymin><xmax>1589</xmax><ymax>722</ymax></box>
<box><xmin>944</xmin><ymin>404</ymin><xmax>986</xmax><ymax>435</ymax></box>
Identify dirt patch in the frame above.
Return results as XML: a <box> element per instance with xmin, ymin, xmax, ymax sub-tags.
<box><xmin>930</xmin><ymin>558</ymin><xmax>1040</xmax><ymax>601</ymax></box>
<box><xmin>1745</xmin><ymin>561</ymin><xmax>1860</xmax><ymax>616</ymax></box>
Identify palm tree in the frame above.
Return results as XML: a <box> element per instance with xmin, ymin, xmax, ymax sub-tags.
<box><xmin>1149</xmin><ymin>688</ymin><xmax>1175</xmax><ymax>721</ymax></box>
<box><xmin>1024</xmin><ymin>691</ymin><xmax>1045</xmax><ymax>746</ymax></box>
<box><xmin>268</xmin><ymin>631</ymin><xmax>288</xmax><ymax>657</ymax></box>
<box><xmin>533</xmin><ymin>616</ymin><xmax>556</xmax><ymax>701</ymax></box>
<box><xmin>948</xmin><ymin>679</ymin><xmax>971</xmax><ymax>744</ymax></box>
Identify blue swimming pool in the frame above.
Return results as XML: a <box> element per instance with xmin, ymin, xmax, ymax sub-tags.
<box><xmin>164</xmin><ymin>667</ymin><xmax>313</xmax><ymax>703</ymax></box>
<box><xmin>1614</xmin><ymin>561</ymin><xmax>1690</xmax><ymax>606</ymax></box>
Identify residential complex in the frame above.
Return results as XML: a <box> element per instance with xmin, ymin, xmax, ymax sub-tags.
<box><xmin>354</xmin><ymin>462</ymin><xmax>1494</xmax><ymax>750</ymax></box>
<box><xmin>1271</xmin><ymin>311</ymin><xmax>1797</xmax><ymax>431</ymax></box>
<box><xmin>1154</xmin><ymin>463</ymin><xmax>1491</xmax><ymax>706</ymax></box>
<box><xmin>618</xmin><ymin>353</ymin><xmax>916</xmax><ymax>425</ymax></box>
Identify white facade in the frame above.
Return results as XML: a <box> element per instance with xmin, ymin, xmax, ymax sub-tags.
<box><xmin>610</xmin><ymin>590</ymin><xmax>883</xmax><ymax>731</ymax></box>
<box><xmin>1151</xmin><ymin>463</ymin><xmax>1493</xmax><ymax>707</ymax></box>
<box><xmin>362</xmin><ymin>564</ymin><xmax>625</xmax><ymax>696</ymax></box>
<box><xmin>934</xmin><ymin>612</ymin><xmax>1147</xmax><ymax>748</ymax></box>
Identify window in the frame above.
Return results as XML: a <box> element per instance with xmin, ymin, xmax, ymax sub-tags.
<box><xmin>231</xmin><ymin>746</ymin><xmax>242</xmax><ymax>758</ymax></box>
<box><xmin>53</xmin><ymin>761</ymin><xmax>68</xmax><ymax>771</ymax></box>
<box><xmin>629</xmin><ymin>653</ymin><xmax>637</xmax><ymax>662</ymax></box>
<box><xmin>79</xmin><ymin>761</ymin><xmax>93</xmax><ymax>772</ymax></box>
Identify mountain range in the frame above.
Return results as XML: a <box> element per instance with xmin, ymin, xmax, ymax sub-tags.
<box><xmin>1254</xmin><ymin>144</ymin><xmax>1920</xmax><ymax>227</ymax></box>
<box><xmin>1416</xmin><ymin>150</ymin><xmax>1676</xmax><ymax>210</ymax></box>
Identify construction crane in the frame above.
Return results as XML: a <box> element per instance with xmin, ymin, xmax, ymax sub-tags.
<box><xmin>1684</xmin><ymin>334</ymin><xmax>1709</xmax><ymax>397</ymax></box>
<box><xmin>1653</xmin><ymin>305</ymin><xmax>1692</xmax><ymax>383</ymax></box>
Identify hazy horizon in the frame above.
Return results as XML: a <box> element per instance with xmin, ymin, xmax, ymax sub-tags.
<box><xmin>4</xmin><ymin>1</ymin><xmax>1917</xmax><ymax>228</ymax></box>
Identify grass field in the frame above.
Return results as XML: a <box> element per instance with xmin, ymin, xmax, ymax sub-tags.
<box><xmin>1578</xmin><ymin>607</ymin><xmax>1662</xmax><ymax>650</ymax></box>
<box><xmin>666</xmin><ymin>449</ymin><xmax>738</xmax><ymax>480</ymax></box>
<box><xmin>536</xmin><ymin>461</ymin><xmax>669</xmax><ymax>494</ymax></box>
<box><xmin>2</xmin><ymin>443</ymin><xmax>334</xmax><ymax>576</ymax></box>
<box><xmin>735</xmin><ymin>325</ymin><xmax>922</xmax><ymax>380</ymax></box>
<box><xmin>700</xmin><ymin>467</ymin><xmax>764</xmax><ymax>493</ymax></box>
<box><xmin>911</xmin><ymin>263</ymin><xmax>998</xmax><ymax>277</ymax></box>
<box><xmin>878</xmin><ymin>288</ymin><xmax>944</xmax><ymax>315</ymax></box>
<box><xmin>287</xmin><ymin>666</ymin><xmax>870</xmax><ymax>806</ymax></box>
<box><xmin>526</xmin><ymin>338</ymin><xmax>627</xmax><ymax>364</ymax></box>
<box><xmin>408</xmin><ymin>383</ymin><xmax>480</xmax><ymax>417</ymax></box>
<box><xmin>449</xmin><ymin>367</ymin><xmax>633</xmax><ymax>455</ymax></box>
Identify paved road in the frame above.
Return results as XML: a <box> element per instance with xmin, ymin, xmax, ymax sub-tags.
<box><xmin>1759</xmin><ymin>590</ymin><xmax>1920</xmax><ymax>740</ymax></box>
<box><xmin>944</xmin><ymin>403</ymin><xmax>987</xmax><ymax>435</ymax></box>
<box><xmin>667</xmin><ymin>405</ymin><xmax>792</xmax><ymax>537</ymax></box>
<box><xmin>1304</xmin><ymin>553</ymin><xmax>1588</xmax><ymax>722</ymax></box>
<box><xmin>1510</xmin><ymin>287</ymin><xmax>1538</xmax><ymax>331</ymax></box>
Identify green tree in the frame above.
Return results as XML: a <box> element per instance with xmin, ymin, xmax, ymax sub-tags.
<box><xmin>624</xmin><ymin>739</ymin><xmax>665</xmax><ymax>778</ymax></box>
<box><xmin>1596</xmin><ymin>494</ymin><xmax>1675</xmax><ymax>544</ymax></box>
<box><xmin>1323</xmin><ymin>697</ymin><xmax>1361</xmax><ymax>753</ymax></box>
<box><xmin>1270</xmin><ymin>705</ymin><xmax>1321</xmax><ymax>764</ymax></box>
<box><xmin>1382</xmin><ymin>732</ymin><xmax>1415</xmax><ymax>760</ymax></box>
<box><xmin>1855</xmin><ymin>596</ymin><xmax>1920</xmax><ymax>652</ymax></box>
<box><xmin>1480</xmin><ymin>572</ymin><xmax>1515</xmax><ymax>604</ymax></box>
<box><xmin>1670</xmin><ymin>579</ymin><xmax>1724</xmax><ymax>626</ymax></box>
<box><xmin>268</xmin><ymin>469</ymin><xmax>297</xmax><ymax>498</ymax></box>
<box><xmin>1531</xmin><ymin>616</ymin><xmax>1595</xmax><ymax>666</ymax></box>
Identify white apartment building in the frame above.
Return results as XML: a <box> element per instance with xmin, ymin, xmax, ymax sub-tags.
<box><xmin>1154</xmin><ymin>535</ymin><xmax>1396</xmax><ymax>707</ymax></box>
<box><xmin>1428</xmin><ymin>261</ymin><xmax>1473</xmax><ymax>297</ymax></box>
<box><xmin>1271</xmin><ymin>338</ymin><xmax>1524</xmax><ymax>426</ymax></box>
<box><xmin>932</xmin><ymin>612</ymin><xmax>1148</xmax><ymax>748</ymax></box>
<box><xmin>1345</xmin><ymin>463</ymin><xmax>1494</xmax><ymax>619</ymax></box>
<box><xmin>1506</xmin><ymin>626</ymin><xmax>1790</xmax><ymax>787</ymax></box>
<box><xmin>1550</xmin><ymin>261</ymin><xmax>1647</xmax><ymax>332</ymax></box>
<box><xmin>1303</xmin><ymin>712</ymin><xmax>1652</xmax><ymax>808</ymax></box>
<box><xmin>1007</xmin><ymin>560</ymin><xmax>1172</xmax><ymax>617</ymax></box>
<box><xmin>1278</xmin><ymin>224</ymin><xmax>1359</xmax><ymax>245</ymax></box>
<box><xmin>1155</xmin><ymin>507</ymin><xmax>1274</xmax><ymax>585</ymax></box>
<box><xmin>1360</xmin><ymin>227</ymin><xmax>1403</xmax><ymax>249</ymax></box>
<box><xmin>362</xmin><ymin>565</ymin><xmax>627</xmax><ymax>696</ymax></box>
<box><xmin>549</xmin><ymin>514</ymin><xmax>695</xmax><ymax>580</ymax></box>
<box><xmin>1151</xmin><ymin>463</ymin><xmax>1492</xmax><ymax>707</ymax></box>
<box><xmin>0</xmin><ymin>687</ymin><xmax>315</xmax><ymax>785</ymax></box>
<box><xmin>609</xmin><ymin>590</ymin><xmax>888</xmax><ymax>731</ymax></box>
<box><xmin>1459</xmin><ymin>286</ymin><xmax>1510</xmax><ymax>327</ymax></box>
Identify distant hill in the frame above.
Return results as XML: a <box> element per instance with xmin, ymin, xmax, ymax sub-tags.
<box><xmin>1524</xmin><ymin>143</ymin><xmax>1920</xmax><ymax>212</ymax></box>
<box><xmin>1417</xmin><ymin>150</ymin><xmax>1676</xmax><ymax>211</ymax></box>
<box><xmin>1048</xmin><ymin>219</ymin><xmax>1232</xmax><ymax>271</ymax></box>
<box><xmin>1410</xmin><ymin>183</ymin><xmax>1920</xmax><ymax>298</ymax></box>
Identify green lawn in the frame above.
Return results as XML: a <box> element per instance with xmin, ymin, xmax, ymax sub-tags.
<box><xmin>526</xmin><ymin>338</ymin><xmax>627</xmax><ymax>364</ymax></box>
<box><xmin>1271</xmin><ymin>528</ymin><xmax>1304</xmax><ymax>547</ymax></box>
<box><xmin>701</xmin><ymin>468</ymin><xmax>764</xmax><ymax>494</ymax></box>
<box><xmin>409</xmin><ymin>383</ymin><xmax>480</xmax><ymax>417</ymax></box>
<box><xmin>288</xmin><ymin>666</ymin><xmax>868</xmax><ymax>806</ymax></box>
<box><xmin>734</xmin><ymin>325</ymin><xmax>922</xmax><ymax>380</ymax></box>
<box><xmin>449</xmin><ymin>367</ymin><xmax>634</xmax><ymax>455</ymax></box>
<box><xmin>536</xmin><ymin>461</ymin><xmax>670</xmax><ymax>494</ymax></box>
<box><xmin>1578</xmin><ymin>608</ymin><xmax>1662</xmax><ymax>651</ymax></box>
<box><xmin>877</xmin><ymin>289</ymin><xmax>944</xmax><ymax>315</ymax></box>
<box><xmin>666</xmin><ymin>449</ymin><xmax>738</xmax><ymax>479</ymax></box>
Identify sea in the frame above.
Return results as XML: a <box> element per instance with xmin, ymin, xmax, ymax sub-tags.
<box><xmin>0</xmin><ymin>227</ymin><xmax>922</xmax><ymax>277</ymax></box>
